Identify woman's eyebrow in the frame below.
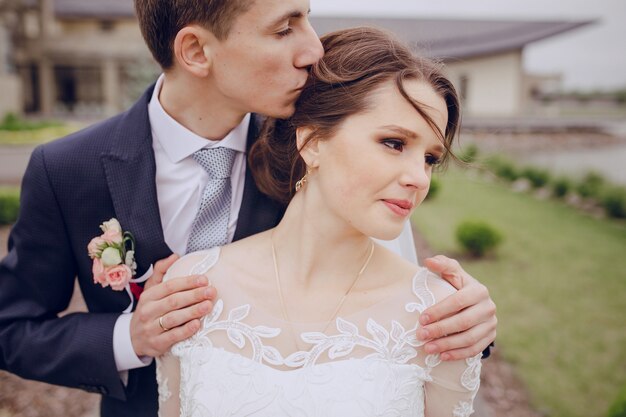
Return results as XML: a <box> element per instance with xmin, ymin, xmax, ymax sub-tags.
<box><xmin>379</xmin><ymin>125</ymin><xmax>418</xmax><ymax>139</ymax></box>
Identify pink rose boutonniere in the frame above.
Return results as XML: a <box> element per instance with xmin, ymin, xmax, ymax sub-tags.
<box><xmin>88</xmin><ymin>219</ymin><xmax>144</xmax><ymax>312</ymax></box>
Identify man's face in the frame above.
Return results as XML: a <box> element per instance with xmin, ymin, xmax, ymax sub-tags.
<box><xmin>208</xmin><ymin>0</ymin><xmax>324</xmax><ymax>119</ymax></box>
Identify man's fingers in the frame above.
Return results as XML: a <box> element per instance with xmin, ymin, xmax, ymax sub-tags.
<box><xmin>145</xmin><ymin>319</ymin><xmax>202</xmax><ymax>357</ymax></box>
<box><xmin>418</xmin><ymin>302</ymin><xmax>492</xmax><ymax>341</ymax></box>
<box><xmin>158</xmin><ymin>299</ymin><xmax>213</xmax><ymax>331</ymax></box>
<box><xmin>144</xmin><ymin>254</ymin><xmax>179</xmax><ymax>291</ymax></box>
<box><xmin>422</xmin><ymin>321</ymin><xmax>495</xmax><ymax>358</ymax></box>
<box><xmin>439</xmin><ymin>334</ymin><xmax>496</xmax><ymax>361</ymax></box>
<box><xmin>145</xmin><ymin>274</ymin><xmax>210</xmax><ymax>301</ymax></box>
<box><xmin>146</xmin><ymin>283</ymin><xmax>215</xmax><ymax>318</ymax></box>
<box><xmin>419</xmin><ymin>283</ymin><xmax>485</xmax><ymax>326</ymax></box>
<box><xmin>423</xmin><ymin>255</ymin><xmax>467</xmax><ymax>289</ymax></box>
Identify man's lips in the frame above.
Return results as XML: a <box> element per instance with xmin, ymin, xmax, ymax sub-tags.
<box><xmin>382</xmin><ymin>199</ymin><xmax>414</xmax><ymax>217</ymax></box>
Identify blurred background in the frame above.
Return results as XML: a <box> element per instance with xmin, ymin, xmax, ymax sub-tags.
<box><xmin>0</xmin><ymin>1</ymin><xmax>624</xmax><ymax>416</ymax></box>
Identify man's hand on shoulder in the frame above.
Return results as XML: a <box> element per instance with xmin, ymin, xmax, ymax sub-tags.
<box><xmin>130</xmin><ymin>254</ymin><xmax>216</xmax><ymax>357</ymax></box>
<box><xmin>417</xmin><ymin>255</ymin><xmax>497</xmax><ymax>361</ymax></box>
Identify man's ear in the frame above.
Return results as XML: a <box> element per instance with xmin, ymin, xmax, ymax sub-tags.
<box><xmin>296</xmin><ymin>127</ymin><xmax>320</xmax><ymax>168</ymax></box>
<box><xmin>172</xmin><ymin>26</ymin><xmax>213</xmax><ymax>77</ymax></box>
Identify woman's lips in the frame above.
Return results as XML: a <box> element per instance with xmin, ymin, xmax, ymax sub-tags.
<box><xmin>382</xmin><ymin>199</ymin><xmax>414</xmax><ymax>217</ymax></box>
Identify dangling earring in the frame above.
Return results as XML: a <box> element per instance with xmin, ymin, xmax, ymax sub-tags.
<box><xmin>295</xmin><ymin>170</ymin><xmax>309</xmax><ymax>192</ymax></box>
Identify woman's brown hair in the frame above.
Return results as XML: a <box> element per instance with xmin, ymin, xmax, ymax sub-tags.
<box><xmin>249</xmin><ymin>26</ymin><xmax>460</xmax><ymax>205</ymax></box>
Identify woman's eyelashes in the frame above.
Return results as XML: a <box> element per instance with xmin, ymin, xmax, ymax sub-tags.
<box><xmin>425</xmin><ymin>154</ymin><xmax>442</xmax><ymax>166</ymax></box>
<box><xmin>380</xmin><ymin>138</ymin><xmax>442</xmax><ymax>166</ymax></box>
<box><xmin>381</xmin><ymin>138</ymin><xmax>406</xmax><ymax>152</ymax></box>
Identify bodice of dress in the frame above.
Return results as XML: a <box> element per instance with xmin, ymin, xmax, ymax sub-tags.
<box><xmin>157</xmin><ymin>247</ymin><xmax>481</xmax><ymax>417</ymax></box>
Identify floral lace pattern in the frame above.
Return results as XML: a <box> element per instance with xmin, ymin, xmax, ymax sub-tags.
<box><xmin>157</xmin><ymin>247</ymin><xmax>481</xmax><ymax>416</ymax></box>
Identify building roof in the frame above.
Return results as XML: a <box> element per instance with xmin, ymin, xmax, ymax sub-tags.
<box><xmin>54</xmin><ymin>0</ymin><xmax>135</xmax><ymax>19</ymax></box>
<box><xmin>50</xmin><ymin>0</ymin><xmax>592</xmax><ymax>59</ymax></box>
<box><xmin>310</xmin><ymin>17</ymin><xmax>593</xmax><ymax>59</ymax></box>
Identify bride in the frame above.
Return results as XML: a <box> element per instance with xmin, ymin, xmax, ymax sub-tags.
<box><xmin>156</xmin><ymin>27</ymin><xmax>481</xmax><ymax>416</ymax></box>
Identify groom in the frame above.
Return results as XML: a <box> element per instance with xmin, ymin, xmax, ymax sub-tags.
<box><xmin>0</xmin><ymin>0</ymin><xmax>496</xmax><ymax>416</ymax></box>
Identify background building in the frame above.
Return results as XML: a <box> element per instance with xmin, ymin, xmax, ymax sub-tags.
<box><xmin>0</xmin><ymin>0</ymin><xmax>589</xmax><ymax>118</ymax></box>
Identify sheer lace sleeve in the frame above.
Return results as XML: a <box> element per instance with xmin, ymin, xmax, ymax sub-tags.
<box><xmin>421</xmin><ymin>276</ymin><xmax>482</xmax><ymax>417</ymax></box>
<box><xmin>156</xmin><ymin>353</ymin><xmax>180</xmax><ymax>417</ymax></box>
<box><xmin>156</xmin><ymin>248</ymin><xmax>221</xmax><ymax>417</ymax></box>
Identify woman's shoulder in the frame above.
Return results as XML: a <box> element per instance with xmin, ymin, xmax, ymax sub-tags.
<box><xmin>163</xmin><ymin>247</ymin><xmax>222</xmax><ymax>282</ymax></box>
<box><xmin>163</xmin><ymin>231</ymin><xmax>272</xmax><ymax>283</ymax></box>
<box><xmin>374</xmin><ymin>243</ymin><xmax>457</xmax><ymax>307</ymax></box>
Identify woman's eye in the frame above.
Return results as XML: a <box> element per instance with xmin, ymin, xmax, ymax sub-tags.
<box><xmin>276</xmin><ymin>27</ymin><xmax>293</xmax><ymax>37</ymax></box>
<box><xmin>382</xmin><ymin>139</ymin><xmax>405</xmax><ymax>152</ymax></box>
<box><xmin>426</xmin><ymin>154</ymin><xmax>442</xmax><ymax>166</ymax></box>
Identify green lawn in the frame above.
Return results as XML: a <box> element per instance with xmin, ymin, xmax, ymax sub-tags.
<box><xmin>412</xmin><ymin>168</ymin><xmax>626</xmax><ymax>417</ymax></box>
<box><xmin>0</xmin><ymin>125</ymin><xmax>82</xmax><ymax>146</ymax></box>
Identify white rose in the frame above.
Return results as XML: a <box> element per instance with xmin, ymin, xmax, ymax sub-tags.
<box><xmin>101</xmin><ymin>247</ymin><xmax>123</xmax><ymax>267</ymax></box>
<box><xmin>101</xmin><ymin>218</ymin><xmax>122</xmax><ymax>234</ymax></box>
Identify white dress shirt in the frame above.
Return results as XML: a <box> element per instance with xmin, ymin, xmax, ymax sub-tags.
<box><xmin>113</xmin><ymin>74</ymin><xmax>418</xmax><ymax>372</ymax></box>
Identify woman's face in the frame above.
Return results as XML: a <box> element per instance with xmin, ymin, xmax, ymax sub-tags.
<box><xmin>310</xmin><ymin>78</ymin><xmax>449</xmax><ymax>240</ymax></box>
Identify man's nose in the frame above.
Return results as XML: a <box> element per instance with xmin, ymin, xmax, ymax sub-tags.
<box><xmin>294</xmin><ymin>22</ymin><xmax>324</xmax><ymax>68</ymax></box>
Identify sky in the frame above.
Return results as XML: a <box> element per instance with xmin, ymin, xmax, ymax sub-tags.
<box><xmin>311</xmin><ymin>0</ymin><xmax>626</xmax><ymax>92</ymax></box>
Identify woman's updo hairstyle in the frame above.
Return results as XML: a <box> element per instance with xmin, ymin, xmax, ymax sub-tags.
<box><xmin>249</xmin><ymin>26</ymin><xmax>460</xmax><ymax>205</ymax></box>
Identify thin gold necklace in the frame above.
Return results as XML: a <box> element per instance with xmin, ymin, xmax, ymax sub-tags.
<box><xmin>270</xmin><ymin>235</ymin><xmax>375</xmax><ymax>335</ymax></box>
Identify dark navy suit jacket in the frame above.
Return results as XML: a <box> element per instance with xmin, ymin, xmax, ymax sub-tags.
<box><xmin>0</xmin><ymin>86</ymin><xmax>284</xmax><ymax>416</ymax></box>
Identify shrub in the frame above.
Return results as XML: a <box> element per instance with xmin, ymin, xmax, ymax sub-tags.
<box><xmin>425</xmin><ymin>176</ymin><xmax>441</xmax><ymax>200</ymax></box>
<box><xmin>485</xmin><ymin>156</ymin><xmax>519</xmax><ymax>182</ymax></box>
<box><xmin>0</xmin><ymin>113</ymin><xmax>62</xmax><ymax>131</ymax></box>
<box><xmin>607</xmin><ymin>384</ymin><xmax>626</xmax><ymax>417</ymax></box>
<box><xmin>601</xmin><ymin>187</ymin><xmax>626</xmax><ymax>219</ymax></box>
<box><xmin>459</xmin><ymin>144</ymin><xmax>479</xmax><ymax>163</ymax></box>
<box><xmin>552</xmin><ymin>177</ymin><xmax>572</xmax><ymax>198</ymax></box>
<box><xmin>577</xmin><ymin>172</ymin><xmax>606</xmax><ymax>199</ymax></box>
<box><xmin>0</xmin><ymin>188</ymin><xmax>20</xmax><ymax>224</ymax></box>
<box><xmin>455</xmin><ymin>220</ymin><xmax>503</xmax><ymax>257</ymax></box>
<box><xmin>521</xmin><ymin>166</ymin><xmax>550</xmax><ymax>189</ymax></box>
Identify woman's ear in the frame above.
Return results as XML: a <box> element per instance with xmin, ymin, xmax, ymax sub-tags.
<box><xmin>172</xmin><ymin>25</ymin><xmax>213</xmax><ymax>77</ymax></box>
<box><xmin>296</xmin><ymin>127</ymin><xmax>320</xmax><ymax>168</ymax></box>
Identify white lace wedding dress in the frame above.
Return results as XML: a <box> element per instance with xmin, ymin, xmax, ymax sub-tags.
<box><xmin>156</xmin><ymin>247</ymin><xmax>481</xmax><ymax>417</ymax></box>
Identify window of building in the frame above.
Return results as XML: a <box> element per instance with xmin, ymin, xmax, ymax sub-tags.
<box><xmin>99</xmin><ymin>20</ymin><xmax>115</xmax><ymax>32</ymax></box>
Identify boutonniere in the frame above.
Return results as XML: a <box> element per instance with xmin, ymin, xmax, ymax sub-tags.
<box><xmin>88</xmin><ymin>218</ymin><xmax>147</xmax><ymax>312</ymax></box>
<box><xmin>88</xmin><ymin>218</ymin><xmax>136</xmax><ymax>290</ymax></box>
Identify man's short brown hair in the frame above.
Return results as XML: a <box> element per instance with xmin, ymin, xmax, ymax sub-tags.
<box><xmin>134</xmin><ymin>0</ymin><xmax>255</xmax><ymax>69</ymax></box>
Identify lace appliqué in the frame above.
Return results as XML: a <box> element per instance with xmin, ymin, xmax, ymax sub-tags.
<box><xmin>174</xmin><ymin>267</ymin><xmax>439</xmax><ymax>373</ymax></box>
<box><xmin>405</xmin><ymin>268</ymin><xmax>436</xmax><ymax>315</ymax></box>
<box><xmin>189</xmin><ymin>248</ymin><xmax>220</xmax><ymax>275</ymax></box>
<box><xmin>453</xmin><ymin>401</ymin><xmax>475</xmax><ymax>417</ymax></box>
<box><xmin>462</xmin><ymin>354</ymin><xmax>482</xmax><ymax>391</ymax></box>
<box><xmin>172</xmin><ymin>299</ymin><xmax>283</xmax><ymax>365</ymax></box>
<box><xmin>156</xmin><ymin>352</ymin><xmax>172</xmax><ymax>403</ymax></box>
<box><xmin>286</xmin><ymin>269</ymin><xmax>437</xmax><ymax>369</ymax></box>
<box><xmin>453</xmin><ymin>354</ymin><xmax>482</xmax><ymax>417</ymax></box>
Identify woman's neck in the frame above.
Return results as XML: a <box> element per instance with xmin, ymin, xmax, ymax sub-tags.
<box><xmin>271</xmin><ymin>188</ymin><xmax>373</xmax><ymax>290</ymax></box>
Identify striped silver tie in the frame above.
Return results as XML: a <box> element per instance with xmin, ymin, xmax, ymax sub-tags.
<box><xmin>186</xmin><ymin>147</ymin><xmax>237</xmax><ymax>253</ymax></box>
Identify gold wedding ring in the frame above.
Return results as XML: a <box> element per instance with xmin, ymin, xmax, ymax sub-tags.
<box><xmin>158</xmin><ymin>316</ymin><xmax>170</xmax><ymax>332</ymax></box>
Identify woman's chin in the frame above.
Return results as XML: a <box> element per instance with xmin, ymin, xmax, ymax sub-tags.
<box><xmin>365</xmin><ymin>225</ymin><xmax>404</xmax><ymax>242</ymax></box>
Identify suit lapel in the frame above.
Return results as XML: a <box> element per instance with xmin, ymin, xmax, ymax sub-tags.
<box><xmin>233</xmin><ymin>114</ymin><xmax>286</xmax><ymax>242</ymax></box>
<box><xmin>101</xmin><ymin>87</ymin><xmax>172</xmax><ymax>276</ymax></box>
<box><xmin>101</xmin><ymin>95</ymin><xmax>282</xmax><ymax>269</ymax></box>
